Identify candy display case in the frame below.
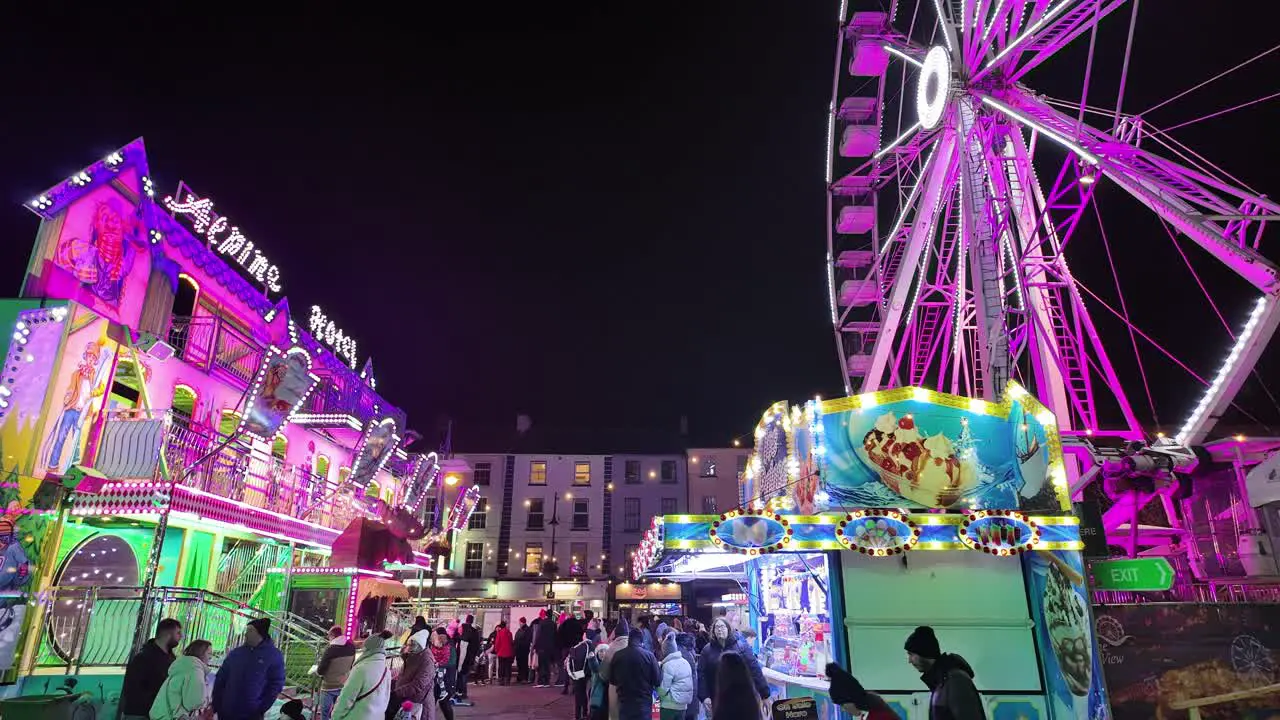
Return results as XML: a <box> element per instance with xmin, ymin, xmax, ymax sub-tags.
<box><xmin>753</xmin><ymin>552</ymin><xmax>833</xmax><ymax>679</ymax></box>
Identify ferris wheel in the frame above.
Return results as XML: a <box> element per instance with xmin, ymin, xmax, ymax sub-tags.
<box><xmin>825</xmin><ymin>1</ymin><xmax>1280</xmax><ymax>547</ymax></box>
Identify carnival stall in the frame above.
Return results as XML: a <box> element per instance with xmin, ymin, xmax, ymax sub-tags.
<box><xmin>634</xmin><ymin>382</ymin><xmax>1105</xmax><ymax>720</ymax></box>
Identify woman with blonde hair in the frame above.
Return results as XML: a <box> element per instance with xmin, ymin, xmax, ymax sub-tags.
<box><xmin>150</xmin><ymin>640</ymin><xmax>213</xmax><ymax>720</ymax></box>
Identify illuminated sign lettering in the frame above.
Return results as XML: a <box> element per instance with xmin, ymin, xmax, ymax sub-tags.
<box><xmin>163</xmin><ymin>181</ymin><xmax>282</xmax><ymax>293</ymax></box>
<box><xmin>308</xmin><ymin>305</ymin><xmax>358</xmax><ymax>369</ymax></box>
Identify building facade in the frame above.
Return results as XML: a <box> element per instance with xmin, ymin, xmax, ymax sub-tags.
<box><xmin>446</xmin><ymin>451</ymin><xmax>691</xmax><ymax>614</ymax></box>
<box><xmin>685</xmin><ymin>447</ymin><xmax>751</xmax><ymax>517</ymax></box>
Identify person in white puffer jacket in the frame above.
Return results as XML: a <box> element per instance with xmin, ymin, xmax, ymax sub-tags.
<box><xmin>656</xmin><ymin>635</ymin><xmax>694</xmax><ymax>720</ymax></box>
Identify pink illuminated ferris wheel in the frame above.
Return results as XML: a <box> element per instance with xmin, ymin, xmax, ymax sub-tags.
<box><xmin>826</xmin><ymin>1</ymin><xmax>1280</xmax><ymax>457</ymax></box>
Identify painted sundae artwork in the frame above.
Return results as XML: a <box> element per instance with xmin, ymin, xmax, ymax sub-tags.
<box><xmin>817</xmin><ymin>385</ymin><xmax>1062</xmax><ymax>511</ymax></box>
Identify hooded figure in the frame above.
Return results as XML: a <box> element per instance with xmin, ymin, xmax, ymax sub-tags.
<box><xmin>826</xmin><ymin>663</ymin><xmax>898</xmax><ymax>720</ymax></box>
<box><xmin>150</xmin><ymin>652</ymin><xmax>211</xmax><ymax>720</ymax></box>
<box><xmin>212</xmin><ymin>618</ymin><xmax>286</xmax><ymax>720</ymax></box>
<box><xmin>696</xmin><ymin>617</ymin><xmax>767</xmax><ymax>711</ymax></box>
<box><xmin>904</xmin><ymin>626</ymin><xmax>986</xmax><ymax>720</ymax></box>
<box><xmin>597</xmin><ymin>617</ymin><xmax>632</xmax><ymax>720</ymax></box>
<box><xmin>534</xmin><ymin>610</ymin><xmax>560</xmax><ymax>686</ymax></box>
<box><xmin>607</xmin><ymin>629</ymin><xmax>661</xmax><ymax>720</ymax></box>
<box><xmin>657</xmin><ymin>635</ymin><xmax>694</xmax><ymax>719</ymax></box>
<box><xmin>654</xmin><ymin>623</ymin><xmax>674</xmax><ymax>659</ymax></box>
<box><xmin>674</xmin><ymin>634</ymin><xmax>700</xmax><ymax>720</ymax></box>
<box><xmin>332</xmin><ymin>633</ymin><xmax>392</xmax><ymax>720</ymax></box>
<box><xmin>392</xmin><ymin>636</ymin><xmax>437</xmax><ymax>720</ymax></box>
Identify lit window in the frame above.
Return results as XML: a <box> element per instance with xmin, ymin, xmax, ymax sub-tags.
<box><xmin>524</xmin><ymin>543</ymin><xmax>544</xmax><ymax>575</ymax></box>
<box><xmin>530</xmin><ymin>461</ymin><xmax>547</xmax><ymax>485</ymax></box>
<box><xmin>464</xmin><ymin>542</ymin><xmax>484</xmax><ymax>579</ymax></box>
<box><xmin>574</xmin><ymin>461</ymin><xmax>591</xmax><ymax>485</ymax></box>
<box><xmin>570</xmin><ymin>543</ymin><xmax>588</xmax><ymax>576</ymax></box>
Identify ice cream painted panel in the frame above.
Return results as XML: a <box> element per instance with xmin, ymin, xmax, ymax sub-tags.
<box><xmin>816</xmin><ymin>383</ymin><xmax>1068</xmax><ymax>512</ymax></box>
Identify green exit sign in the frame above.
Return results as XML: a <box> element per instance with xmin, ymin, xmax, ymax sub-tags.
<box><xmin>1090</xmin><ymin>557</ymin><xmax>1175</xmax><ymax>592</ymax></box>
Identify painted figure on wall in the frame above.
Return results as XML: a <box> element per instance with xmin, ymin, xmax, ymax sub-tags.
<box><xmin>0</xmin><ymin>510</ymin><xmax>32</xmax><ymax>591</ymax></box>
<box><xmin>45</xmin><ymin>340</ymin><xmax>112</xmax><ymax>474</ymax></box>
<box><xmin>53</xmin><ymin>196</ymin><xmax>143</xmax><ymax>306</ymax></box>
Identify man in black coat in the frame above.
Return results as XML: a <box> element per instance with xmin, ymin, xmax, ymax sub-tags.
<box><xmin>513</xmin><ymin>617</ymin><xmax>534</xmax><ymax>684</ymax></box>
<box><xmin>456</xmin><ymin>615</ymin><xmax>482</xmax><ymax>701</ymax></box>
<box><xmin>533</xmin><ymin>610</ymin><xmax>559</xmax><ymax>686</ymax></box>
<box><xmin>120</xmin><ymin>618</ymin><xmax>183</xmax><ymax>720</ymax></box>
<box><xmin>608</xmin><ymin>628</ymin><xmax>661</xmax><ymax>720</ymax></box>
<box><xmin>557</xmin><ymin>612</ymin><xmax>583</xmax><ymax>694</ymax></box>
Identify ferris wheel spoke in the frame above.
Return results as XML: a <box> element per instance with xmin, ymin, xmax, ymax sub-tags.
<box><xmin>996</xmin><ymin>92</ymin><xmax>1280</xmax><ymax>294</ymax></box>
<box><xmin>972</xmin><ymin>0</ymin><xmax>1130</xmax><ymax>85</ymax></box>
<box><xmin>861</xmin><ymin>131</ymin><xmax>961</xmax><ymax>392</ymax></box>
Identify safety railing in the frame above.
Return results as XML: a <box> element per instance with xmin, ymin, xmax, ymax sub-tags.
<box><xmin>37</xmin><ymin>585</ymin><xmax>326</xmax><ymax>692</ymax></box>
<box><xmin>168</xmin><ymin>316</ymin><xmax>264</xmax><ymax>389</ymax></box>
<box><xmin>94</xmin><ymin>414</ymin><xmax>363</xmax><ymax>535</ymax></box>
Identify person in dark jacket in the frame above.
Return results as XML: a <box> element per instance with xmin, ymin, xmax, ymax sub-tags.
<box><xmin>120</xmin><ymin>618</ymin><xmax>183</xmax><ymax>720</ymax></box>
<box><xmin>391</xmin><ymin>636</ymin><xmax>437</xmax><ymax>720</ymax></box>
<box><xmin>558</xmin><ymin>613</ymin><xmax>583</xmax><ymax>694</ymax></box>
<box><xmin>607</xmin><ymin>628</ymin><xmax>660</xmax><ymax>720</ymax></box>
<box><xmin>513</xmin><ymin>618</ymin><xmax>533</xmax><ymax>684</ymax></box>
<box><xmin>454</xmin><ymin>615</ymin><xmax>482</xmax><ymax>701</ymax></box>
<box><xmin>566</xmin><ymin>629</ymin><xmax>595</xmax><ymax>720</ymax></box>
<box><xmin>827</xmin><ymin>663</ymin><xmax>898</xmax><ymax>720</ymax></box>
<box><xmin>696</xmin><ymin>617</ymin><xmax>767</xmax><ymax>714</ymax></box>
<box><xmin>533</xmin><ymin>610</ymin><xmax>559</xmax><ymax>687</ymax></box>
<box><xmin>674</xmin><ymin>633</ymin><xmax>700</xmax><ymax>720</ymax></box>
<box><xmin>212</xmin><ymin>618</ymin><xmax>286</xmax><ymax>720</ymax></box>
<box><xmin>905</xmin><ymin>626</ymin><xmax>986</xmax><ymax>720</ymax></box>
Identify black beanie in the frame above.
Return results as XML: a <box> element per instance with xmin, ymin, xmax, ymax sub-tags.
<box><xmin>826</xmin><ymin>663</ymin><xmax>869</xmax><ymax>708</ymax></box>
<box><xmin>904</xmin><ymin>626</ymin><xmax>940</xmax><ymax>659</ymax></box>
<box><xmin>248</xmin><ymin>618</ymin><xmax>271</xmax><ymax>640</ymax></box>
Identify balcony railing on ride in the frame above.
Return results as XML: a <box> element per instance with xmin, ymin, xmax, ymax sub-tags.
<box><xmin>95</xmin><ymin>413</ymin><xmax>362</xmax><ymax>534</ymax></box>
<box><xmin>168</xmin><ymin>315</ymin><xmax>264</xmax><ymax>388</ymax></box>
<box><xmin>36</xmin><ymin>585</ymin><xmax>325</xmax><ymax>690</ymax></box>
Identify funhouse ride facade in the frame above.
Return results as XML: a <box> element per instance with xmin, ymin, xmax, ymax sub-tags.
<box><xmin>0</xmin><ymin>139</ymin><xmax>475</xmax><ymax>715</ymax></box>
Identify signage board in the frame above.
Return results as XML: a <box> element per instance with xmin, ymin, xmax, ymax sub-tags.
<box><xmin>1089</xmin><ymin>557</ymin><xmax>1174</xmax><ymax>592</ymax></box>
<box><xmin>1074</xmin><ymin>500</ymin><xmax>1109</xmax><ymax>559</ymax></box>
<box><xmin>772</xmin><ymin>696</ymin><xmax>818</xmax><ymax>720</ymax></box>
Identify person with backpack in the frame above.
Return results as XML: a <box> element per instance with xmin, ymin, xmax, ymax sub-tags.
<box><xmin>565</xmin><ymin>628</ymin><xmax>595</xmax><ymax>720</ymax></box>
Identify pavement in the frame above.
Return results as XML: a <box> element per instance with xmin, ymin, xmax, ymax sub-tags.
<box><xmin>452</xmin><ymin>681</ymin><xmax>576</xmax><ymax>720</ymax></box>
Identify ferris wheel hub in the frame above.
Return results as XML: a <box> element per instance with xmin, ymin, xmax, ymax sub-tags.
<box><xmin>916</xmin><ymin>46</ymin><xmax>952</xmax><ymax>130</ymax></box>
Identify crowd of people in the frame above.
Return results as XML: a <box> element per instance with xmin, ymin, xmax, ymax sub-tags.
<box><xmin>117</xmin><ymin>612</ymin><xmax>982</xmax><ymax>720</ymax></box>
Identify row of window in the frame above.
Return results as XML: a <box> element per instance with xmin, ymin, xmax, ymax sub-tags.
<box><xmin>463</xmin><ymin>541</ymin><xmax>600</xmax><ymax>578</ymax></box>
<box><xmin>469</xmin><ymin>460</ymin><xmax>683</xmax><ymax>486</ymax></box>
<box><xmin>460</xmin><ymin>495</ymin><xmax>721</xmax><ymax>532</ymax></box>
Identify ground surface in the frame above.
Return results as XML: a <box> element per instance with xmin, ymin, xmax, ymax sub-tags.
<box><xmin>453</xmin><ymin>681</ymin><xmax>575</xmax><ymax>720</ymax></box>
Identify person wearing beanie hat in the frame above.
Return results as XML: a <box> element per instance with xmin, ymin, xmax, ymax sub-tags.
<box><xmin>514</xmin><ymin>617</ymin><xmax>533</xmax><ymax>684</ymax></box>
<box><xmin>902</xmin><ymin>626</ymin><xmax>985</xmax><ymax>720</ymax></box>
<box><xmin>332</xmin><ymin>631</ymin><xmax>392</xmax><ymax>720</ymax></box>
<box><xmin>596</xmin><ymin>617</ymin><xmax>632</xmax><ymax>720</ymax></box>
<box><xmin>825</xmin><ymin>664</ymin><xmax>897</xmax><ymax>720</ymax></box>
<box><xmin>212</xmin><ymin>618</ymin><xmax>285</xmax><ymax>720</ymax></box>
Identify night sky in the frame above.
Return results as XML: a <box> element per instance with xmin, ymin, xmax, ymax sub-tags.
<box><xmin>2</xmin><ymin>2</ymin><xmax>1278</xmax><ymax>450</ymax></box>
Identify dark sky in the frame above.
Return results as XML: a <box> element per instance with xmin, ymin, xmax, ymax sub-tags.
<box><xmin>2</xmin><ymin>2</ymin><xmax>1278</xmax><ymax>450</ymax></box>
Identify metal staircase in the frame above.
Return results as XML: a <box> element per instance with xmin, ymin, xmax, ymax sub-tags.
<box><xmin>35</xmin><ymin>585</ymin><xmax>327</xmax><ymax>696</ymax></box>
